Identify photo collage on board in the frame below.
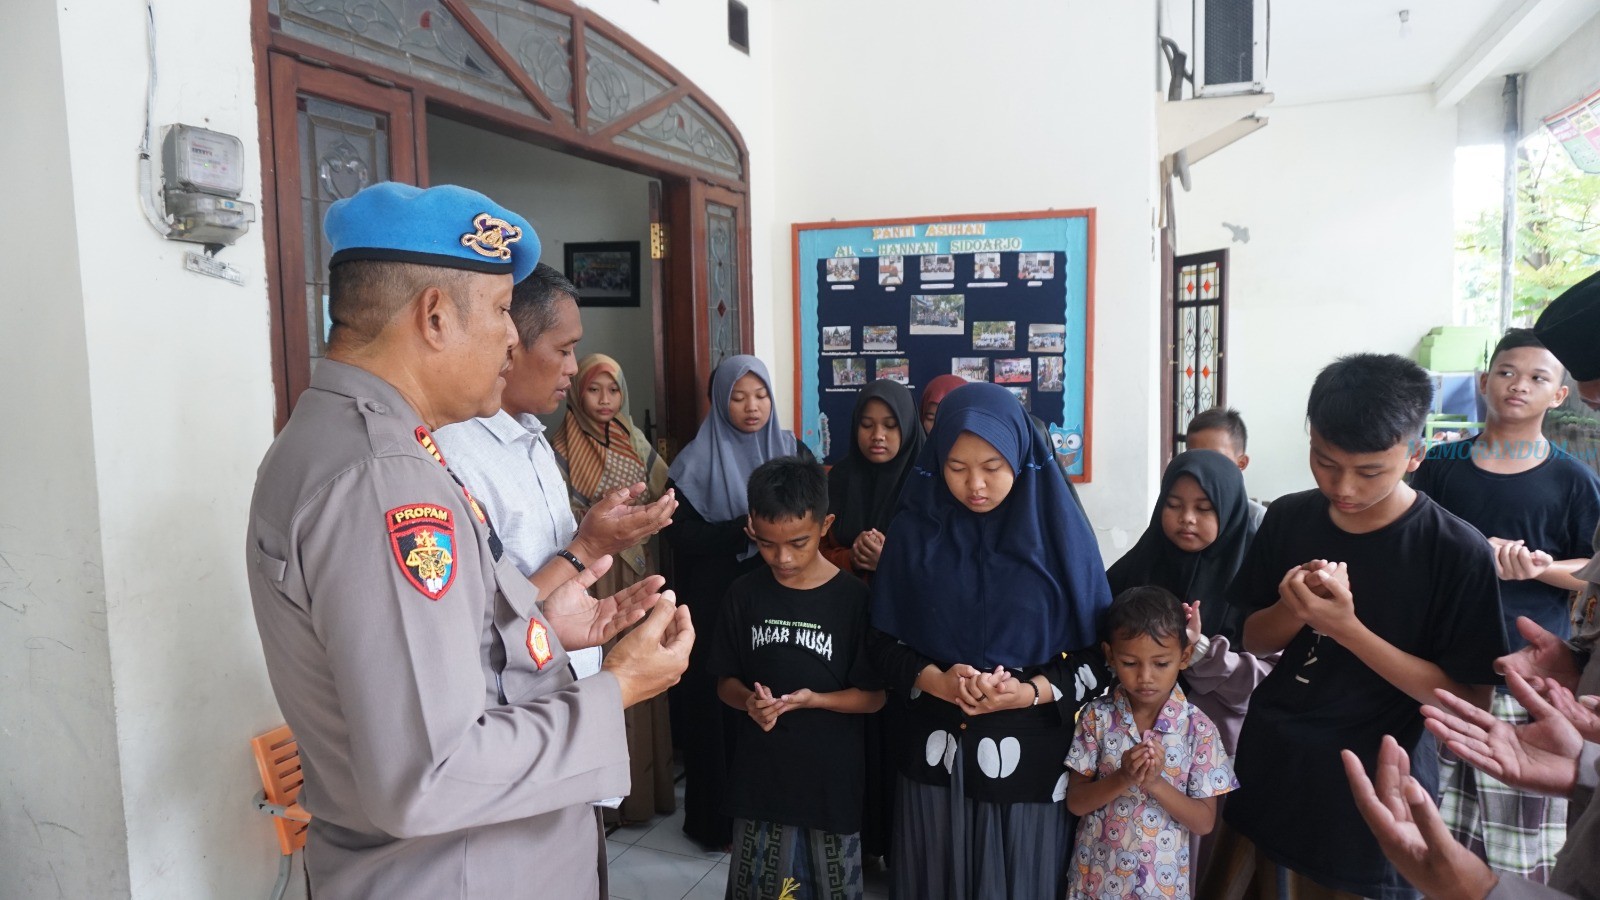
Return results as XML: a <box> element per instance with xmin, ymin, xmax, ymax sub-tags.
<box><xmin>815</xmin><ymin>249</ymin><xmax>1070</xmax><ymax>464</ymax></box>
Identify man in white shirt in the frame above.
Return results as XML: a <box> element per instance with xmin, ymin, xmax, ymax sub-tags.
<box><xmin>437</xmin><ymin>264</ymin><xmax>675</xmax><ymax>677</ymax></box>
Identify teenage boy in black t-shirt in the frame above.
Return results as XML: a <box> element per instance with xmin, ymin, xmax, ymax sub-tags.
<box><xmin>1217</xmin><ymin>354</ymin><xmax>1508</xmax><ymax>899</ymax></box>
<box><xmin>1413</xmin><ymin>329</ymin><xmax>1600</xmax><ymax>647</ymax></box>
<box><xmin>708</xmin><ymin>456</ymin><xmax>884</xmax><ymax>900</ymax></box>
<box><xmin>1410</xmin><ymin>328</ymin><xmax>1600</xmax><ymax>883</ymax></box>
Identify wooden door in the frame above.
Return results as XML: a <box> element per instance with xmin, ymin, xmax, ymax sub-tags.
<box><xmin>695</xmin><ymin>182</ymin><xmax>753</xmax><ymax>380</ymax></box>
<box><xmin>656</xmin><ymin>178</ymin><xmax>753</xmax><ymax>455</ymax></box>
<box><xmin>264</xmin><ymin>53</ymin><xmax>420</xmax><ymax>426</ymax></box>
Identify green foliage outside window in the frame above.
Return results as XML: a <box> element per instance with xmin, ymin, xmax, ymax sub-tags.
<box><xmin>1457</xmin><ymin>137</ymin><xmax>1600</xmax><ymax>326</ymax></box>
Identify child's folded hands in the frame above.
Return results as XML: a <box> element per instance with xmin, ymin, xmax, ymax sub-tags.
<box><xmin>745</xmin><ymin>682</ymin><xmax>788</xmax><ymax>732</ymax></box>
<box><xmin>1298</xmin><ymin>559</ymin><xmax>1350</xmax><ymax>599</ymax></box>
<box><xmin>1119</xmin><ymin>739</ymin><xmax>1161</xmax><ymax>789</ymax></box>
<box><xmin>1278</xmin><ymin>561</ymin><xmax>1357</xmax><ymax>638</ymax></box>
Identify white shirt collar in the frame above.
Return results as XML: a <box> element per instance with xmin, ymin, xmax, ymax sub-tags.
<box><xmin>478</xmin><ymin>409</ymin><xmax>545</xmax><ymax>445</ymax></box>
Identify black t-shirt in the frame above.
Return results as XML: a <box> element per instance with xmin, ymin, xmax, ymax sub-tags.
<box><xmin>706</xmin><ymin>567</ymin><xmax>881</xmax><ymax>834</ymax></box>
<box><xmin>1411</xmin><ymin>436</ymin><xmax>1600</xmax><ymax>645</ymax></box>
<box><xmin>1223</xmin><ymin>489</ymin><xmax>1507</xmax><ymax>897</ymax></box>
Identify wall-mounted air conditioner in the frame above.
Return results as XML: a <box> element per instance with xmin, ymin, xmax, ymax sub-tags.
<box><xmin>1194</xmin><ymin>0</ymin><xmax>1268</xmax><ymax>97</ymax></box>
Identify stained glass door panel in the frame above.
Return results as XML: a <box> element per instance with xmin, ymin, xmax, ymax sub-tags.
<box><xmin>705</xmin><ymin>200</ymin><xmax>740</xmax><ymax>370</ymax></box>
<box><xmin>1171</xmin><ymin>250</ymin><xmax>1228</xmax><ymax>454</ymax></box>
<box><xmin>298</xmin><ymin>96</ymin><xmax>391</xmax><ymax>365</ymax></box>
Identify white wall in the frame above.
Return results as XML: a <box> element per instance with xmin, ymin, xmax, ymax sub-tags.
<box><xmin>4</xmin><ymin>0</ymin><xmax>774</xmax><ymax>896</ymax></box>
<box><xmin>1523</xmin><ymin>10</ymin><xmax>1600</xmax><ymax>130</ymax></box>
<box><xmin>1456</xmin><ymin>78</ymin><xmax>1509</xmax><ymax>147</ymax></box>
<box><xmin>50</xmin><ymin>0</ymin><xmax>289</xmax><ymax>894</ymax></box>
<box><xmin>1176</xmin><ymin>92</ymin><xmax>1459</xmax><ymax>502</ymax></box>
<box><xmin>1456</xmin><ymin>12</ymin><xmax>1600</xmax><ymax>145</ymax></box>
<box><xmin>427</xmin><ymin>115</ymin><xmax>661</xmax><ymax>430</ymax></box>
<box><xmin>1457</xmin><ymin>9</ymin><xmax>1600</xmax><ymax>148</ymax></box>
<box><xmin>0</xmin><ymin>2</ymin><xmax>131</xmax><ymax>896</ymax></box>
<box><xmin>768</xmin><ymin>0</ymin><xmax>1164</xmax><ymax>557</ymax></box>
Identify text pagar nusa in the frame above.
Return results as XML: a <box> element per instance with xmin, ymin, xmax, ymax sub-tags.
<box><xmin>750</xmin><ymin>620</ymin><xmax>835</xmax><ymax>660</ymax></box>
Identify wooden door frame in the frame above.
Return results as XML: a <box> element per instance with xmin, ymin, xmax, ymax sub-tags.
<box><xmin>253</xmin><ymin>0</ymin><xmax>752</xmax><ymax>441</ymax></box>
<box><xmin>1160</xmin><ymin>200</ymin><xmax>1176</xmax><ymax>469</ymax></box>
<box><xmin>265</xmin><ymin>56</ymin><xmax>419</xmax><ymax>420</ymax></box>
<box><xmin>659</xmin><ymin>177</ymin><xmax>699</xmax><ymax>451</ymax></box>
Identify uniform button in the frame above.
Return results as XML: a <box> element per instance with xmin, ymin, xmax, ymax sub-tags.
<box><xmin>364</xmin><ymin>400</ymin><xmax>389</xmax><ymax>414</ymax></box>
<box><xmin>959</xmin><ymin>723</ymin><xmax>967</xmax><ymax>731</ymax></box>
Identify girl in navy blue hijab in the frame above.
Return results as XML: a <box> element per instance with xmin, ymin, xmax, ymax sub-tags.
<box><xmin>869</xmin><ymin>382</ymin><xmax>1112</xmax><ymax>900</ymax></box>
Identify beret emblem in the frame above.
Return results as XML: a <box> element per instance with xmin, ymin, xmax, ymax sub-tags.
<box><xmin>460</xmin><ymin>213</ymin><xmax>522</xmax><ymax>260</ymax></box>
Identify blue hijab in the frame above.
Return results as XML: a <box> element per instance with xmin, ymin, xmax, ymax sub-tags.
<box><xmin>870</xmin><ymin>383</ymin><xmax>1111</xmax><ymax>670</ymax></box>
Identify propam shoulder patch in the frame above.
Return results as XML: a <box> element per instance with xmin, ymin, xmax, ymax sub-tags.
<box><xmin>387</xmin><ymin>504</ymin><xmax>456</xmax><ymax>600</ymax></box>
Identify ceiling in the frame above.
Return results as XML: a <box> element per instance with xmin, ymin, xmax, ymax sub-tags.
<box><xmin>1245</xmin><ymin>0</ymin><xmax>1600</xmax><ymax>106</ymax></box>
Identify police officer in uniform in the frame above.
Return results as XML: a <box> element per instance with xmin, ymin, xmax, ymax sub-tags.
<box><xmin>247</xmin><ymin>182</ymin><xmax>693</xmax><ymax>899</ymax></box>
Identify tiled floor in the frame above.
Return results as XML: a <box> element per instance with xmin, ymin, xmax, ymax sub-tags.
<box><xmin>605</xmin><ymin>780</ymin><xmax>890</xmax><ymax>900</ymax></box>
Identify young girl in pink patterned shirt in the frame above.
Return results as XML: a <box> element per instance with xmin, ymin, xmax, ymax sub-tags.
<box><xmin>1065</xmin><ymin>586</ymin><xmax>1238</xmax><ymax>900</ymax></box>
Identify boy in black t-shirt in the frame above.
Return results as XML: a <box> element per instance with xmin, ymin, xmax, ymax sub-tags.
<box><xmin>708</xmin><ymin>456</ymin><xmax>884</xmax><ymax>900</ymax></box>
<box><xmin>1410</xmin><ymin>328</ymin><xmax>1600</xmax><ymax>883</ymax></box>
<box><xmin>1215</xmin><ymin>354</ymin><xmax>1508</xmax><ymax>899</ymax></box>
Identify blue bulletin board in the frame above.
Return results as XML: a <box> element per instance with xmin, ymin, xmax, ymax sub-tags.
<box><xmin>791</xmin><ymin>210</ymin><xmax>1096</xmax><ymax>481</ymax></box>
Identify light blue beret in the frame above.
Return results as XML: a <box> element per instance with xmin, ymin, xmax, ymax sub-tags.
<box><xmin>325</xmin><ymin>182</ymin><xmax>539</xmax><ymax>283</ymax></box>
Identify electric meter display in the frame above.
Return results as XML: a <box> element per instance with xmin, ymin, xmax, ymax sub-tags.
<box><xmin>163</xmin><ymin>124</ymin><xmax>245</xmax><ymax>198</ymax></box>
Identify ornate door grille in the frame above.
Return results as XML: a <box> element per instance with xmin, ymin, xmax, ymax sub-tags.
<box><xmin>1171</xmin><ymin>249</ymin><xmax>1228</xmax><ymax>455</ymax></box>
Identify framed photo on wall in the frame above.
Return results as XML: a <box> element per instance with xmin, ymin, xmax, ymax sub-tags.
<box><xmin>564</xmin><ymin>241</ymin><xmax>641</xmax><ymax>307</ymax></box>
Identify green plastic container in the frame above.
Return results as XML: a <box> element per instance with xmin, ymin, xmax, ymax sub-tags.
<box><xmin>1416</xmin><ymin>326</ymin><xmax>1498</xmax><ymax>372</ymax></box>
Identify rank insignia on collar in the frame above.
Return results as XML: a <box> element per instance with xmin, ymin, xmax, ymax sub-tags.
<box><xmin>460</xmin><ymin>213</ymin><xmax>522</xmax><ymax>261</ymax></box>
<box><xmin>386</xmin><ymin>504</ymin><xmax>456</xmax><ymax>600</ymax></box>
<box><xmin>526</xmin><ymin>619</ymin><xmax>554</xmax><ymax>669</ymax></box>
<box><xmin>465</xmin><ymin>492</ymin><xmax>487</xmax><ymax>524</ymax></box>
<box><xmin>415</xmin><ymin>426</ymin><xmax>446</xmax><ymax>465</ymax></box>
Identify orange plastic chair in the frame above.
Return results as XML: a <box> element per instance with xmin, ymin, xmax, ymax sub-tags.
<box><xmin>251</xmin><ymin>725</ymin><xmax>312</xmax><ymax>900</ymax></box>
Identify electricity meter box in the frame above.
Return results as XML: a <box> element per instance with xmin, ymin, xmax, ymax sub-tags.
<box><xmin>161</xmin><ymin>124</ymin><xmax>256</xmax><ymax>246</ymax></box>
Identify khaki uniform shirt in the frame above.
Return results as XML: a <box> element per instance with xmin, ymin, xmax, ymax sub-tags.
<box><xmin>246</xmin><ymin>360</ymin><xmax>629</xmax><ymax>899</ymax></box>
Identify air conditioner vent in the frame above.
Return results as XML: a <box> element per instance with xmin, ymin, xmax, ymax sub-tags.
<box><xmin>1195</xmin><ymin>0</ymin><xmax>1268</xmax><ymax>97</ymax></box>
<box><xmin>1204</xmin><ymin>0</ymin><xmax>1255</xmax><ymax>85</ymax></box>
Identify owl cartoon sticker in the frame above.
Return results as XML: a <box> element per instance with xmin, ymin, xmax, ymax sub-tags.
<box><xmin>1049</xmin><ymin>424</ymin><xmax>1083</xmax><ymax>476</ymax></box>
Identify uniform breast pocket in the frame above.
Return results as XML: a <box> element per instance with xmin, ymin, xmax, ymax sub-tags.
<box><xmin>251</xmin><ymin>526</ymin><xmax>307</xmax><ymax>608</ymax></box>
<box><xmin>489</xmin><ymin>554</ymin><xmax>570</xmax><ymax>703</ymax></box>
<box><xmin>253</xmin><ymin>543</ymin><xmax>288</xmax><ymax>582</ymax></box>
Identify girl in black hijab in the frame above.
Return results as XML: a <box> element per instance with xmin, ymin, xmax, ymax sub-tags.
<box><xmin>824</xmin><ymin>380</ymin><xmax>925</xmax><ymax>578</ymax></box>
<box><xmin>1107</xmin><ymin>449</ymin><xmax>1253</xmax><ymax>632</ymax></box>
<box><xmin>820</xmin><ymin>380</ymin><xmax>926</xmax><ymax>860</ymax></box>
